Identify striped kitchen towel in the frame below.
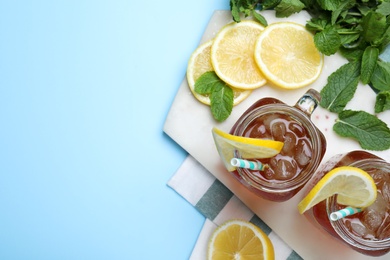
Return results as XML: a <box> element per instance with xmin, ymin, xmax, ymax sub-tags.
<box><xmin>168</xmin><ymin>155</ymin><xmax>302</xmax><ymax>260</ymax></box>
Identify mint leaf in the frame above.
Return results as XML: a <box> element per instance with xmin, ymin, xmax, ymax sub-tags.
<box><xmin>230</xmin><ymin>0</ymin><xmax>241</xmax><ymax>22</ymax></box>
<box><xmin>306</xmin><ymin>18</ymin><xmax>328</xmax><ymax>31</ymax></box>
<box><xmin>378</xmin><ymin>25</ymin><xmax>390</xmax><ymax>51</ymax></box>
<box><xmin>314</xmin><ymin>26</ymin><xmax>341</xmax><ymax>55</ymax></box>
<box><xmin>331</xmin><ymin>0</ymin><xmax>355</xmax><ymax>25</ymax></box>
<box><xmin>361</xmin><ymin>11</ymin><xmax>387</xmax><ymax>43</ymax></box>
<box><xmin>357</xmin><ymin>5</ymin><xmax>371</xmax><ymax>16</ymax></box>
<box><xmin>361</xmin><ymin>46</ymin><xmax>379</xmax><ymax>84</ymax></box>
<box><xmin>338</xmin><ymin>29</ymin><xmax>361</xmax><ymax>46</ymax></box>
<box><xmin>194</xmin><ymin>71</ymin><xmax>221</xmax><ymax>95</ymax></box>
<box><xmin>317</xmin><ymin>0</ymin><xmax>344</xmax><ymax>11</ymax></box>
<box><xmin>334</xmin><ymin>110</ymin><xmax>390</xmax><ymax>151</ymax></box>
<box><xmin>371</xmin><ymin>60</ymin><xmax>390</xmax><ymax>91</ymax></box>
<box><xmin>274</xmin><ymin>0</ymin><xmax>305</xmax><ymax>18</ymax></box>
<box><xmin>252</xmin><ymin>10</ymin><xmax>267</xmax><ymax>26</ymax></box>
<box><xmin>375</xmin><ymin>91</ymin><xmax>390</xmax><ymax>113</ymax></box>
<box><xmin>339</xmin><ymin>47</ymin><xmax>363</xmax><ymax>62</ymax></box>
<box><xmin>210</xmin><ymin>83</ymin><xmax>233</xmax><ymax>122</ymax></box>
<box><xmin>377</xmin><ymin>1</ymin><xmax>390</xmax><ymax>16</ymax></box>
<box><xmin>262</xmin><ymin>0</ymin><xmax>281</xmax><ymax>9</ymax></box>
<box><xmin>320</xmin><ymin>61</ymin><xmax>360</xmax><ymax>113</ymax></box>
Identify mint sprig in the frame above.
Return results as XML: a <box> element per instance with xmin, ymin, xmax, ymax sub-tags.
<box><xmin>194</xmin><ymin>71</ymin><xmax>233</xmax><ymax>122</ymax></box>
<box><xmin>230</xmin><ymin>0</ymin><xmax>268</xmax><ymax>26</ymax></box>
<box><xmin>334</xmin><ymin>110</ymin><xmax>390</xmax><ymax>151</ymax></box>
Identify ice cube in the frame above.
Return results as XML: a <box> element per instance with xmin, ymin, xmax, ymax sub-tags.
<box><xmin>377</xmin><ymin>214</ymin><xmax>390</xmax><ymax>239</ymax></box>
<box><xmin>381</xmin><ymin>181</ymin><xmax>390</xmax><ymax>204</ymax></box>
<box><xmin>262</xmin><ymin>158</ymin><xmax>278</xmax><ymax>180</ymax></box>
<box><xmin>344</xmin><ymin>219</ymin><xmax>368</xmax><ymax>237</ymax></box>
<box><xmin>370</xmin><ymin>169</ymin><xmax>383</xmax><ymax>183</ymax></box>
<box><xmin>295</xmin><ymin>138</ymin><xmax>312</xmax><ymax>167</ymax></box>
<box><xmin>244</xmin><ymin>121</ymin><xmax>270</xmax><ymax>139</ymax></box>
<box><xmin>271</xmin><ymin>121</ymin><xmax>286</xmax><ymax>142</ymax></box>
<box><xmin>258</xmin><ymin>125</ymin><xmax>267</xmax><ymax>135</ymax></box>
<box><xmin>281</xmin><ymin>132</ymin><xmax>297</xmax><ymax>156</ymax></box>
<box><xmin>288</xmin><ymin>122</ymin><xmax>305</xmax><ymax>137</ymax></box>
<box><xmin>273</xmin><ymin>157</ymin><xmax>297</xmax><ymax>180</ymax></box>
<box><xmin>262</xmin><ymin>167</ymin><xmax>275</xmax><ymax>180</ymax></box>
<box><xmin>351</xmin><ymin>222</ymin><xmax>368</xmax><ymax>237</ymax></box>
<box><xmin>367</xmin><ymin>193</ymin><xmax>387</xmax><ymax>219</ymax></box>
<box><xmin>263</xmin><ymin>114</ymin><xmax>280</xmax><ymax>134</ymax></box>
<box><xmin>362</xmin><ymin>208</ymin><xmax>384</xmax><ymax>232</ymax></box>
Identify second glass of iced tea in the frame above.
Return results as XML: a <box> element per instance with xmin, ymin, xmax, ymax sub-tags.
<box><xmin>229</xmin><ymin>89</ymin><xmax>326</xmax><ymax>201</ymax></box>
<box><xmin>305</xmin><ymin>151</ymin><xmax>390</xmax><ymax>256</ymax></box>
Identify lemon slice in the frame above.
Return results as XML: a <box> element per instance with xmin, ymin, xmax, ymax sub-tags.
<box><xmin>254</xmin><ymin>22</ymin><xmax>323</xmax><ymax>89</ymax></box>
<box><xmin>186</xmin><ymin>40</ymin><xmax>252</xmax><ymax>106</ymax></box>
<box><xmin>207</xmin><ymin>220</ymin><xmax>274</xmax><ymax>260</ymax></box>
<box><xmin>212</xmin><ymin>127</ymin><xmax>283</xmax><ymax>171</ymax></box>
<box><xmin>211</xmin><ymin>20</ymin><xmax>267</xmax><ymax>90</ymax></box>
<box><xmin>298</xmin><ymin>166</ymin><xmax>377</xmax><ymax>214</ymax></box>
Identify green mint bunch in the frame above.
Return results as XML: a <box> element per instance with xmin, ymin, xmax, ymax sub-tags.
<box><xmin>306</xmin><ymin>0</ymin><xmax>390</xmax><ymax>150</ymax></box>
<box><xmin>305</xmin><ymin>0</ymin><xmax>390</xmax><ymax>114</ymax></box>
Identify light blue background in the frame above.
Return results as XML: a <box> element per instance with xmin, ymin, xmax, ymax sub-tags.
<box><xmin>0</xmin><ymin>1</ymin><xmax>230</xmax><ymax>259</ymax></box>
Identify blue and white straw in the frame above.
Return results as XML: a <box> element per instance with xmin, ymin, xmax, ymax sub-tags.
<box><xmin>231</xmin><ymin>158</ymin><xmax>267</xmax><ymax>171</ymax></box>
<box><xmin>330</xmin><ymin>206</ymin><xmax>362</xmax><ymax>221</ymax></box>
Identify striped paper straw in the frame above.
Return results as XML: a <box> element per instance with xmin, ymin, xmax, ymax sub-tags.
<box><xmin>330</xmin><ymin>206</ymin><xmax>362</xmax><ymax>221</ymax></box>
<box><xmin>231</xmin><ymin>158</ymin><xmax>266</xmax><ymax>171</ymax></box>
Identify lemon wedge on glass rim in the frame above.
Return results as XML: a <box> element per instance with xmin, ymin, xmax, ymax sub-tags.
<box><xmin>298</xmin><ymin>166</ymin><xmax>377</xmax><ymax>214</ymax></box>
<box><xmin>186</xmin><ymin>40</ymin><xmax>252</xmax><ymax>106</ymax></box>
<box><xmin>212</xmin><ymin>127</ymin><xmax>283</xmax><ymax>172</ymax></box>
<box><xmin>207</xmin><ymin>219</ymin><xmax>274</xmax><ymax>260</ymax></box>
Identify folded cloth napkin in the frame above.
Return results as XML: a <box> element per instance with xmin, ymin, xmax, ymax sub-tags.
<box><xmin>168</xmin><ymin>155</ymin><xmax>303</xmax><ymax>260</ymax></box>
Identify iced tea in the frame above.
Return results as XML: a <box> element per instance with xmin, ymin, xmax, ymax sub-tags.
<box><xmin>230</xmin><ymin>89</ymin><xmax>326</xmax><ymax>201</ymax></box>
<box><xmin>307</xmin><ymin>151</ymin><xmax>390</xmax><ymax>256</ymax></box>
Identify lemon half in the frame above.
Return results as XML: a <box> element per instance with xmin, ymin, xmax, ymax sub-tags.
<box><xmin>207</xmin><ymin>220</ymin><xmax>275</xmax><ymax>260</ymax></box>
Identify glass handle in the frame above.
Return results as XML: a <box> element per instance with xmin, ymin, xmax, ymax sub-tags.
<box><xmin>294</xmin><ymin>89</ymin><xmax>321</xmax><ymax>116</ymax></box>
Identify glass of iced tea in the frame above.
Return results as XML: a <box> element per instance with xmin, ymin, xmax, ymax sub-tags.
<box><xmin>229</xmin><ymin>89</ymin><xmax>326</xmax><ymax>201</ymax></box>
<box><xmin>306</xmin><ymin>151</ymin><xmax>390</xmax><ymax>256</ymax></box>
